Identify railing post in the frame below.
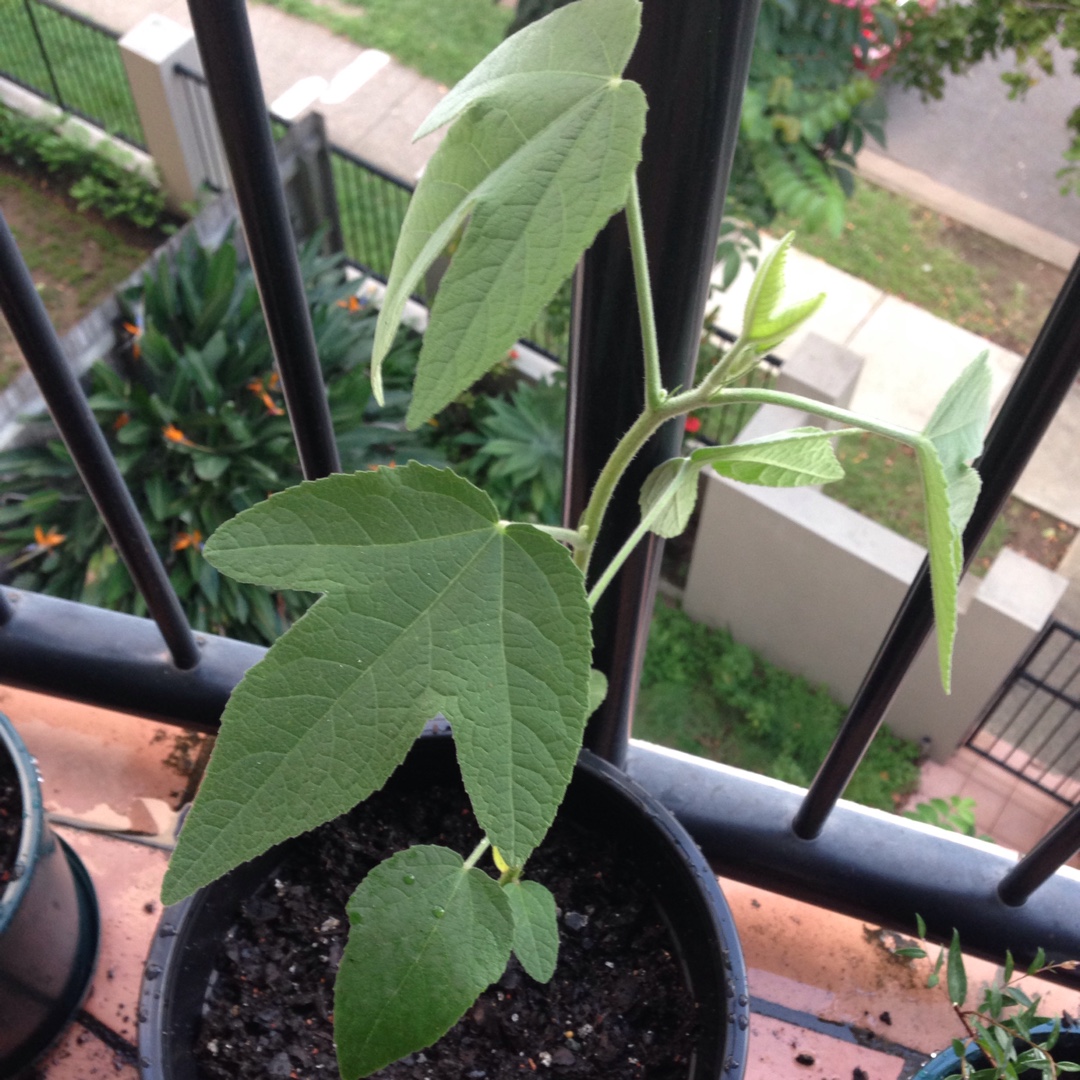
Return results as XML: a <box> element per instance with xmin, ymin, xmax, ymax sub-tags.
<box><xmin>119</xmin><ymin>15</ymin><xmax>224</xmax><ymax>208</ymax></box>
<box><xmin>566</xmin><ymin>0</ymin><xmax>764</xmax><ymax>767</ymax></box>
<box><xmin>21</xmin><ymin>0</ymin><xmax>64</xmax><ymax>108</ymax></box>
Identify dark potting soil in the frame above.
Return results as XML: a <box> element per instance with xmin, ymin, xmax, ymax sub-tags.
<box><xmin>194</xmin><ymin>770</ymin><xmax>700</xmax><ymax>1080</ymax></box>
<box><xmin>0</xmin><ymin>745</ymin><xmax>21</xmax><ymax>886</ymax></box>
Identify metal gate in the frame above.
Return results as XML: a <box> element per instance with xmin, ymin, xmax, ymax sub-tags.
<box><xmin>967</xmin><ymin>620</ymin><xmax>1080</xmax><ymax>806</ymax></box>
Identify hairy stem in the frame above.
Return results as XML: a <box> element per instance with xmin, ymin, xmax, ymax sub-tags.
<box><xmin>626</xmin><ymin>175</ymin><xmax>664</xmax><ymax>411</ymax></box>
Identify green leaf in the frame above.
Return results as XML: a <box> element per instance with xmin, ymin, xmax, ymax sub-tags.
<box><xmin>505</xmin><ymin>878</ymin><xmax>559</xmax><ymax>983</ymax></box>
<box><xmin>894</xmin><ymin>947</ymin><xmax>928</xmax><ymax>959</ymax></box>
<box><xmin>914</xmin><ymin>354</ymin><xmax>991</xmax><ymax>692</ymax></box>
<box><xmin>690</xmin><ymin>427</ymin><xmax>854</xmax><ymax>487</ymax></box>
<box><xmin>638</xmin><ymin>458</ymin><xmax>697</xmax><ymax>539</ymax></box>
<box><xmin>588</xmin><ymin>668</ymin><xmax>608</xmax><ymax>718</ymax></box>
<box><xmin>739</xmin><ymin>232</ymin><xmax>825</xmax><ymax>361</ymax></box>
<box><xmin>335</xmin><ymin>845</ymin><xmax>513</xmax><ymax>1079</ymax></box>
<box><xmin>1027</xmin><ymin>947</ymin><xmax>1047</xmax><ymax>975</ymax></box>
<box><xmin>161</xmin><ymin>464</ymin><xmax>590</xmax><ymax>903</ymax></box>
<box><xmin>193</xmin><ymin>455</ymin><xmax>231</xmax><ymax>482</ymax></box>
<box><xmin>947</xmin><ymin>928</ymin><xmax>968</xmax><ymax>1007</ymax></box>
<box><xmin>916</xmin><ymin>913</ymin><xmax>927</xmax><ymax>939</ymax></box>
<box><xmin>371</xmin><ymin>0</ymin><xmax>646</xmax><ymax>426</ymax></box>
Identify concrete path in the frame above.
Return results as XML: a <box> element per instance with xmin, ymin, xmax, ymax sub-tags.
<box><xmin>80</xmin><ymin>0</ymin><xmax>448</xmax><ymax>181</ymax></box>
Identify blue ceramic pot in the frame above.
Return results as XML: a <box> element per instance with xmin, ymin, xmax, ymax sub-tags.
<box><xmin>0</xmin><ymin>711</ymin><xmax>99</xmax><ymax>1078</ymax></box>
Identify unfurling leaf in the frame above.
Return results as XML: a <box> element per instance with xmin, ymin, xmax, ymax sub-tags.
<box><xmin>161</xmin><ymin>464</ymin><xmax>590</xmax><ymax>904</ymax></box>
<box><xmin>335</xmin><ymin>845</ymin><xmax>513</xmax><ymax>1079</ymax></box>
<box><xmin>915</xmin><ymin>354</ymin><xmax>991</xmax><ymax>692</ymax></box>
<box><xmin>638</xmin><ymin>458</ymin><xmax>697</xmax><ymax>539</ymax></box>
<box><xmin>371</xmin><ymin>0</ymin><xmax>646</xmax><ymax>427</ymax></box>
<box><xmin>735</xmin><ymin>232</ymin><xmax>824</xmax><ymax>370</ymax></box>
<box><xmin>505</xmin><ymin>878</ymin><xmax>560</xmax><ymax>983</ymax></box>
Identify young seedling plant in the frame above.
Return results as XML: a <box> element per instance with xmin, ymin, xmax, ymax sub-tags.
<box><xmin>898</xmin><ymin>917</ymin><xmax>1080</xmax><ymax>1080</ymax></box>
<box><xmin>160</xmin><ymin>0</ymin><xmax>992</xmax><ymax>1076</ymax></box>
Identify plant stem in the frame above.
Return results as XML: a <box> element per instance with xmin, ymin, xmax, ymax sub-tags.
<box><xmin>462</xmin><ymin>837</ymin><xmax>491</xmax><ymax>872</ymax></box>
<box><xmin>588</xmin><ymin>460</ymin><xmax>689</xmax><ymax>609</ymax></box>
<box><xmin>709</xmin><ymin>387</ymin><xmax>923</xmax><ymax>446</ymax></box>
<box><xmin>626</xmin><ymin>175</ymin><xmax>664</xmax><ymax>412</ymax></box>
<box><xmin>572</xmin><ymin>401</ymin><xmax>683</xmax><ymax>579</ymax></box>
<box><xmin>524</xmin><ymin>523</ymin><xmax>585</xmax><ymax>548</ymax></box>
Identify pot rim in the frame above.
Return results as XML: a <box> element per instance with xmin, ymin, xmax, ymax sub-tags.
<box><xmin>140</xmin><ymin>734</ymin><xmax>750</xmax><ymax>1079</ymax></box>
<box><xmin>0</xmin><ymin>712</ymin><xmax>44</xmax><ymax>935</ymax></box>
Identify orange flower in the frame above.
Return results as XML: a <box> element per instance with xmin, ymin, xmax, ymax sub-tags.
<box><xmin>114</xmin><ymin>412</ymin><xmax>130</xmax><ymax>431</ymax></box>
<box><xmin>246</xmin><ymin>377</ymin><xmax>285</xmax><ymax>416</ymax></box>
<box><xmin>336</xmin><ymin>295</ymin><xmax>362</xmax><ymax>313</ymax></box>
<box><xmin>172</xmin><ymin>530</ymin><xmax>203</xmax><ymax>552</ymax></box>
<box><xmin>34</xmin><ymin>525</ymin><xmax>65</xmax><ymax>550</ymax></box>
<box><xmin>122</xmin><ymin>320</ymin><xmax>142</xmax><ymax>360</ymax></box>
<box><xmin>162</xmin><ymin>423</ymin><xmax>195</xmax><ymax>447</ymax></box>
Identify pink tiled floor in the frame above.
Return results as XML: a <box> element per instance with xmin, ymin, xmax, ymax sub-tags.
<box><xmin>906</xmin><ymin>746</ymin><xmax>1080</xmax><ymax>868</ymax></box>
<box><xmin>3</xmin><ymin>685</ymin><xmax>1078</xmax><ymax>1080</ymax></box>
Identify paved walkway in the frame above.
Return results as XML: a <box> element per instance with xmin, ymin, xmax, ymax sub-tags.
<box><xmin>51</xmin><ymin>0</ymin><xmax>1080</xmax><ymax>602</ymax></box>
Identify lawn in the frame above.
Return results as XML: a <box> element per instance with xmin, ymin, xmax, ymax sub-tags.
<box><xmin>255</xmin><ymin>0</ymin><xmax>513</xmax><ymax>86</ymax></box>
<box><xmin>776</xmin><ymin>179</ymin><xmax>1067</xmax><ymax>356</ymax></box>
<box><xmin>0</xmin><ymin>0</ymin><xmax>143</xmax><ymax>144</ymax></box>
<box><xmin>0</xmin><ymin>167</ymin><xmax>159</xmax><ymax>388</ymax></box>
<box><xmin>825</xmin><ymin>430</ymin><xmax>1076</xmax><ymax>575</ymax></box>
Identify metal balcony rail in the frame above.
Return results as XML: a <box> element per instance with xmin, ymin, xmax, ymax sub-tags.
<box><xmin>0</xmin><ymin>0</ymin><xmax>145</xmax><ymax>147</ymax></box>
<box><xmin>968</xmin><ymin>621</ymin><xmax>1080</xmax><ymax>806</ymax></box>
<box><xmin>1</xmin><ymin>0</ymin><xmax>1079</xmax><ymax>973</ymax></box>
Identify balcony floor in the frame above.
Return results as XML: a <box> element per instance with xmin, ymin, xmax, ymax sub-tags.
<box><xmin>3</xmin><ymin>683</ymin><xmax>1077</xmax><ymax>1080</ymax></box>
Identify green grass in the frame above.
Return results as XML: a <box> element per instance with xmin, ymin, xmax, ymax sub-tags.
<box><xmin>0</xmin><ymin>168</ymin><xmax>155</xmax><ymax>388</ymax></box>
<box><xmin>637</xmin><ymin>601</ymin><xmax>922</xmax><ymax>811</ymax></box>
<box><xmin>777</xmin><ymin>180</ymin><xmax>1057</xmax><ymax>354</ymax></box>
<box><xmin>256</xmin><ymin>0</ymin><xmax>513</xmax><ymax>86</ymax></box>
<box><xmin>825</xmin><ymin>431</ymin><xmax>1009</xmax><ymax>575</ymax></box>
<box><xmin>0</xmin><ymin>0</ymin><xmax>144</xmax><ymax>143</ymax></box>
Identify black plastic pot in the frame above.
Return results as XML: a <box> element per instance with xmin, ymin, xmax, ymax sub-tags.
<box><xmin>913</xmin><ymin>1023</ymin><xmax>1080</xmax><ymax>1079</ymax></box>
<box><xmin>0</xmin><ymin>711</ymin><xmax>99</xmax><ymax>1079</ymax></box>
<box><xmin>139</xmin><ymin>735</ymin><xmax>750</xmax><ymax>1079</ymax></box>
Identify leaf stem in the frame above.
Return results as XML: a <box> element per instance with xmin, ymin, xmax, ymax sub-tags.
<box><xmin>626</xmin><ymin>175</ymin><xmax>664</xmax><ymax>412</ymax></box>
<box><xmin>708</xmin><ymin>387</ymin><xmax>924</xmax><ymax>446</ymax></box>
<box><xmin>523</xmin><ymin>523</ymin><xmax>585</xmax><ymax>548</ymax></box>
<box><xmin>587</xmin><ymin>460</ymin><xmax>690</xmax><ymax>609</ymax></box>
<box><xmin>462</xmin><ymin>837</ymin><xmax>491</xmax><ymax>872</ymax></box>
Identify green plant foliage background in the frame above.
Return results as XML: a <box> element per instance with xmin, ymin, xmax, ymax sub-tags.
<box><xmin>638</xmin><ymin>601</ymin><xmax>922</xmax><ymax>809</ymax></box>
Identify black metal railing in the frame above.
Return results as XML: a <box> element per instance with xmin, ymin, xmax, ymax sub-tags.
<box><xmin>1</xmin><ymin>0</ymin><xmax>1079</xmax><ymax>976</ymax></box>
<box><xmin>0</xmin><ymin>0</ymin><xmax>144</xmax><ymax>147</ymax></box>
<box><xmin>968</xmin><ymin>621</ymin><xmax>1080</xmax><ymax>806</ymax></box>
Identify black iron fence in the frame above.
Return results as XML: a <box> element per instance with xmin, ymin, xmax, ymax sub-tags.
<box><xmin>968</xmin><ymin>621</ymin><xmax>1080</xmax><ymax>806</ymax></box>
<box><xmin>0</xmin><ymin>0</ymin><xmax>144</xmax><ymax>147</ymax></box>
<box><xmin>1</xmin><ymin>0</ymin><xmax>1080</xmax><ymax>975</ymax></box>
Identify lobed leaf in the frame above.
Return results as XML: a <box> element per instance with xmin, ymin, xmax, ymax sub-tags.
<box><xmin>371</xmin><ymin>0</ymin><xmax>646</xmax><ymax>427</ymax></box>
<box><xmin>162</xmin><ymin>464</ymin><xmax>590</xmax><ymax>903</ymax></box>
<box><xmin>335</xmin><ymin>845</ymin><xmax>514</xmax><ymax>1079</ymax></box>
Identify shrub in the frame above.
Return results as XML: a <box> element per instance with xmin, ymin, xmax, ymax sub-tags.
<box><xmin>638</xmin><ymin>600</ymin><xmax>922</xmax><ymax>809</ymax></box>
<box><xmin>0</xmin><ymin>104</ymin><xmax>168</xmax><ymax>230</ymax></box>
<box><xmin>0</xmin><ymin>231</ymin><xmax>433</xmax><ymax>642</ymax></box>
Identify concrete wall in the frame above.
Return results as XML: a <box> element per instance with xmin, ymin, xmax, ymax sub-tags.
<box><xmin>684</xmin><ymin>465</ymin><xmax>1069</xmax><ymax>762</ymax></box>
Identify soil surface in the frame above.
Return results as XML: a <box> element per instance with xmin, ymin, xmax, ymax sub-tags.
<box><xmin>194</xmin><ymin>769</ymin><xmax>700</xmax><ymax>1080</ymax></box>
<box><xmin>0</xmin><ymin>165</ymin><xmax>161</xmax><ymax>390</ymax></box>
<box><xmin>0</xmin><ymin>744</ymin><xmax>21</xmax><ymax>886</ymax></box>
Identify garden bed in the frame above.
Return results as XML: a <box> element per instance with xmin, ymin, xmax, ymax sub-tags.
<box><xmin>0</xmin><ymin>164</ymin><xmax>162</xmax><ymax>390</ymax></box>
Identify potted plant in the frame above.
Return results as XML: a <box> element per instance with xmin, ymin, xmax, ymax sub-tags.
<box><xmin>144</xmin><ymin>1</ymin><xmax>992</xmax><ymax>1077</ymax></box>
<box><xmin>0</xmin><ymin>711</ymin><xmax>99</xmax><ymax>1077</ymax></box>
<box><xmin>899</xmin><ymin>918</ymin><xmax>1080</xmax><ymax>1079</ymax></box>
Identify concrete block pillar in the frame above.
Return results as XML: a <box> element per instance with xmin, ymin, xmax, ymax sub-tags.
<box><xmin>119</xmin><ymin>15</ymin><xmax>224</xmax><ymax>209</ymax></box>
<box><xmin>736</xmin><ymin>332</ymin><xmax>865</xmax><ymax>444</ymax></box>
